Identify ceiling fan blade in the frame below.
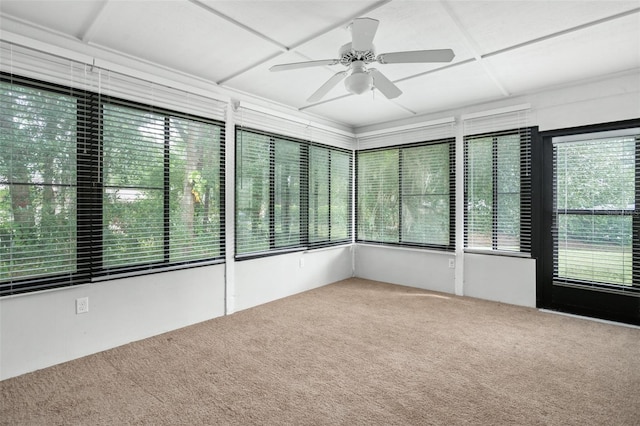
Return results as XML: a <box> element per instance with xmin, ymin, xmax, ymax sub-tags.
<box><xmin>350</xmin><ymin>17</ymin><xmax>379</xmax><ymax>51</ymax></box>
<box><xmin>377</xmin><ymin>49</ymin><xmax>455</xmax><ymax>64</ymax></box>
<box><xmin>307</xmin><ymin>71</ymin><xmax>348</xmax><ymax>103</ymax></box>
<box><xmin>369</xmin><ymin>69</ymin><xmax>402</xmax><ymax>99</ymax></box>
<box><xmin>269</xmin><ymin>59</ymin><xmax>339</xmax><ymax>72</ymax></box>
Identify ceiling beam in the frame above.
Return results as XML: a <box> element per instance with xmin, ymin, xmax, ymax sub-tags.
<box><xmin>438</xmin><ymin>0</ymin><xmax>510</xmax><ymax>97</ymax></box>
<box><xmin>78</xmin><ymin>0</ymin><xmax>111</xmax><ymax>43</ymax></box>
<box><xmin>187</xmin><ymin>0</ymin><xmax>289</xmax><ymax>51</ymax></box>
<box><xmin>484</xmin><ymin>6</ymin><xmax>640</xmax><ymax>59</ymax></box>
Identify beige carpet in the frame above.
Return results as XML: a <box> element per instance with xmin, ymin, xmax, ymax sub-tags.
<box><xmin>2</xmin><ymin>278</ymin><xmax>639</xmax><ymax>425</ymax></box>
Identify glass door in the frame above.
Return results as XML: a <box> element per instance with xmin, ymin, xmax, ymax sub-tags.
<box><xmin>540</xmin><ymin>124</ymin><xmax>640</xmax><ymax>325</ymax></box>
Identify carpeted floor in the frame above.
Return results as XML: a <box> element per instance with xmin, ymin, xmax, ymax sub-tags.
<box><xmin>2</xmin><ymin>278</ymin><xmax>639</xmax><ymax>425</ymax></box>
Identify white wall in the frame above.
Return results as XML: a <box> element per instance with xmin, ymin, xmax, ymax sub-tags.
<box><xmin>351</xmin><ymin>70</ymin><xmax>639</xmax><ymax>307</ymax></box>
<box><xmin>0</xmin><ymin>265</ymin><xmax>226</xmax><ymax>380</ymax></box>
<box><xmin>352</xmin><ymin>246</ymin><xmax>536</xmax><ymax>307</ymax></box>
<box><xmin>533</xmin><ymin>70</ymin><xmax>639</xmax><ymax>131</ymax></box>
<box><xmin>354</xmin><ymin>244</ymin><xmax>456</xmax><ymax>294</ymax></box>
<box><xmin>0</xmin><ymin>246</ymin><xmax>354</xmax><ymax>381</ymax></box>
<box><xmin>463</xmin><ymin>254</ymin><xmax>536</xmax><ymax>307</ymax></box>
<box><xmin>234</xmin><ymin>246</ymin><xmax>354</xmax><ymax>312</ymax></box>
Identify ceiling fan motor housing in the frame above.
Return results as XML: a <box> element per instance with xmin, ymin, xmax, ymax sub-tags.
<box><xmin>339</xmin><ymin>42</ymin><xmax>376</xmax><ymax>66</ymax></box>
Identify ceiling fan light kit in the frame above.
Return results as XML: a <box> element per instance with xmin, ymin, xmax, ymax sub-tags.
<box><xmin>344</xmin><ymin>61</ymin><xmax>372</xmax><ymax>95</ymax></box>
<box><xmin>269</xmin><ymin>17</ymin><xmax>455</xmax><ymax>102</ymax></box>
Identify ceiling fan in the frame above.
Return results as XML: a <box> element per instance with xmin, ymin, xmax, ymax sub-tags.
<box><xmin>269</xmin><ymin>17</ymin><xmax>455</xmax><ymax>103</ymax></box>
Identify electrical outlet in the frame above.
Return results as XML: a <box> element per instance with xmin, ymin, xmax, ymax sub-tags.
<box><xmin>299</xmin><ymin>257</ymin><xmax>305</xmax><ymax>268</ymax></box>
<box><xmin>448</xmin><ymin>259</ymin><xmax>455</xmax><ymax>269</ymax></box>
<box><xmin>76</xmin><ymin>297</ymin><xmax>89</xmax><ymax>314</ymax></box>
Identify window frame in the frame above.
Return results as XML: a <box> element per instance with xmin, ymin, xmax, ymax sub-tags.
<box><xmin>235</xmin><ymin>126</ymin><xmax>353</xmax><ymax>260</ymax></box>
<box><xmin>355</xmin><ymin>138</ymin><xmax>456</xmax><ymax>251</ymax></box>
<box><xmin>551</xmin><ymin>129</ymin><xmax>639</xmax><ymax>290</ymax></box>
<box><xmin>463</xmin><ymin>127</ymin><xmax>534</xmax><ymax>256</ymax></box>
<box><xmin>96</xmin><ymin>97</ymin><xmax>226</xmax><ymax>279</ymax></box>
<box><xmin>0</xmin><ymin>73</ymin><xmax>226</xmax><ymax>296</ymax></box>
<box><xmin>309</xmin><ymin>144</ymin><xmax>353</xmax><ymax>248</ymax></box>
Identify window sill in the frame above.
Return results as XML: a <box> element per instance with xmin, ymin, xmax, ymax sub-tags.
<box><xmin>464</xmin><ymin>249</ymin><xmax>531</xmax><ymax>259</ymax></box>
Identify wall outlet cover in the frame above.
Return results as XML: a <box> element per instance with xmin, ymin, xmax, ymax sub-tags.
<box><xmin>76</xmin><ymin>297</ymin><xmax>89</xmax><ymax>314</ymax></box>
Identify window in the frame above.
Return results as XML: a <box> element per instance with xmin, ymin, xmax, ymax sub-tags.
<box><xmin>101</xmin><ymin>102</ymin><xmax>224</xmax><ymax>275</ymax></box>
<box><xmin>102</xmin><ymin>104</ymin><xmax>165</xmax><ymax>268</ymax></box>
<box><xmin>553</xmin><ymin>130</ymin><xmax>639</xmax><ymax>287</ymax></box>
<box><xmin>0</xmin><ymin>80</ymin><xmax>79</xmax><ymax>288</ymax></box>
<box><xmin>464</xmin><ymin>128</ymin><xmax>532</xmax><ymax>253</ymax></box>
<box><xmin>309</xmin><ymin>145</ymin><xmax>352</xmax><ymax>245</ymax></box>
<box><xmin>235</xmin><ymin>128</ymin><xmax>352</xmax><ymax>257</ymax></box>
<box><xmin>356</xmin><ymin>139</ymin><xmax>455</xmax><ymax>249</ymax></box>
<box><xmin>0</xmin><ymin>75</ymin><xmax>225</xmax><ymax>296</ymax></box>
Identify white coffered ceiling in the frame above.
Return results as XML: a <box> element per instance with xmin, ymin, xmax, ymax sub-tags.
<box><xmin>1</xmin><ymin>0</ymin><xmax>639</xmax><ymax>130</ymax></box>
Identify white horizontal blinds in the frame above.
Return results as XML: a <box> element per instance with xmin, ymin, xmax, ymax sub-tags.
<box><xmin>1</xmin><ymin>41</ymin><xmax>225</xmax><ymax>293</ymax></box>
<box><xmin>356</xmin><ymin>138</ymin><xmax>455</xmax><ymax>248</ymax></box>
<box><xmin>0</xmin><ymin>77</ymin><xmax>82</xmax><ymax>295</ymax></box>
<box><xmin>102</xmin><ymin>103</ymin><xmax>165</xmax><ymax>269</ymax></box>
<box><xmin>100</xmin><ymin>101</ymin><xmax>225</xmax><ymax>276</ymax></box>
<box><xmin>0</xmin><ymin>42</ymin><xmax>97</xmax><ymax>94</ymax></box>
<box><xmin>329</xmin><ymin>149</ymin><xmax>352</xmax><ymax>242</ymax></box>
<box><xmin>357</xmin><ymin>148</ymin><xmax>399</xmax><ymax>243</ymax></box>
<box><xmin>236</xmin><ymin>106</ymin><xmax>353</xmax><ymax>150</ymax></box>
<box><xmin>463</xmin><ymin>108</ymin><xmax>531</xmax><ymax>253</ymax></box>
<box><xmin>308</xmin><ymin>145</ymin><xmax>352</xmax><ymax>247</ymax></box>
<box><xmin>309</xmin><ymin>146</ymin><xmax>330</xmax><ymax>244</ymax></box>
<box><xmin>356</xmin><ymin>120</ymin><xmax>455</xmax><ymax>150</ymax></box>
<box><xmin>169</xmin><ymin>116</ymin><xmax>223</xmax><ymax>263</ymax></box>
<box><xmin>553</xmin><ymin>129</ymin><xmax>639</xmax><ymax>288</ymax></box>
<box><xmin>274</xmin><ymin>137</ymin><xmax>304</xmax><ymax>249</ymax></box>
<box><xmin>236</xmin><ymin>126</ymin><xmax>352</xmax><ymax>257</ymax></box>
<box><xmin>235</xmin><ymin>130</ymin><xmax>271</xmax><ymax>255</ymax></box>
<box><xmin>97</xmin><ymin>70</ymin><xmax>225</xmax><ymax>122</ymax></box>
<box><xmin>401</xmin><ymin>142</ymin><xmax>451</xmax><ymax>246</ymax></box>
<box><xmin>235</xmin><ymin>129</ymin><xmax>306</xmax><ymax>256</ymax></box>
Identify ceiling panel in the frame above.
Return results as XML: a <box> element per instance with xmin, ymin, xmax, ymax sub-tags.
<box><xmin>447</xmin><ymin>0</ymin><xmax>640</xmax><ymax>55</ymax></box>
<box><xmin>200</xmin><ymin>0</ymin><xmax>381</xmax><ymax>48</ymax></box>
<box><xmin>485</xmin><ymin>13</ymin><xmax>640</xmax><ymax>94</ymax></box>
<box><xmin>88</xmin><ymin>1</ymin><xmax>281</xmax><ymax>83</ymax></box>
<box><xmin>0</xmin><ymin>0</ymin><xmax>105</xmax><ymax>39</ymax></box>
<box><xmin>224</xmin><ymin>51</ymin><xmax>341</xmax><ymax>106</ymax></box>
<box><xmin>389</xmin><ymin>61</ymin><xmax>506</xmax><ymax>118</ymax></box>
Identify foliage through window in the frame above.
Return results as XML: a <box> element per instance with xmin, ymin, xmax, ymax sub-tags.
<box><xmin>553</xmin><ymin>132</ymin><xmax>638</xmax><ymax>287</ymax></box>
<box><xmin>102</xmin><ymin>103</ymin><xmax>224</xmax><ymax>271</ymax></box>
<box><xmin>235</xmin><ymin>128</ymin><xmax>352</xmax><ymax>257</ymax></box>
<box><xmin>0</xmin><ymin>81</ymin><xmax>78</xmax><ymax>285</ymax></box>
<box><xmin>356</xmin><ymin>139</ymin><xmax>455</xmax><ymax>249</ymax></box>
<box><xmin>464</xmin><ymin>128</ymin><xmax>532</xmax><ymax>253</ymax></box>
<box><xmin>0</xmin><ymin>75</ymin><xmax>225</xmax><ymax>295</ymax></box>
<box><xmin>309</xmin><ymin>145</ymin><xmax>351</xmax><ymax>244</ymax></box>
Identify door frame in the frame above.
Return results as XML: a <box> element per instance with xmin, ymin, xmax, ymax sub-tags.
<box><xmin>536</xmin><ymin>119</ymin><xmax>640</xmax><ymax>325</ymax></box>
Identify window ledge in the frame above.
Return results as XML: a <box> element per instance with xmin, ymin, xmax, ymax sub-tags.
<box><xmin>464</xmin><ymin>249</ymin><xmax>531</xmax><ymax>259</ymax></box>
<box><xmin>356</xmin><ymin>243</ymin><xmax>453</xmax><ymax>256</ymax></box>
